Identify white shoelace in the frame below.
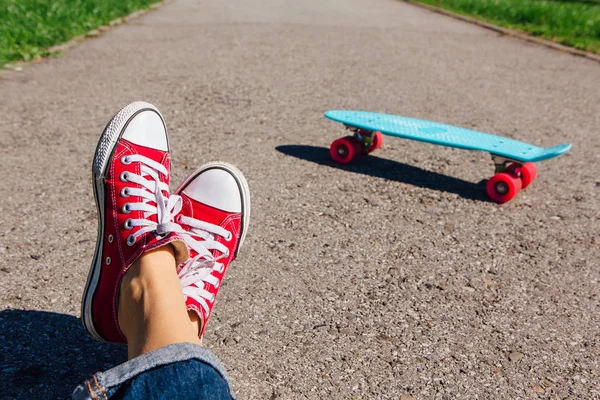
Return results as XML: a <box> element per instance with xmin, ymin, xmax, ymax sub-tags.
<box><xmin>177</xmin><ymin>215</ymin><xmax>232</xmax><ymax>317</ymax></box>
<box><xmin>119</xmin><ymin>154</ymin><xmax>184</xmax><ymax>245</ymax></box>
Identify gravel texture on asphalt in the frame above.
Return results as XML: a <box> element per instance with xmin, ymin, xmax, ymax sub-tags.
<box><xmin>0</xmin><ymin>0</ymin><xmax>599</xmax><ymax>398</ymax></box>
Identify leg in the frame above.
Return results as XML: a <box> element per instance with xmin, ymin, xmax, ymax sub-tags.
<box><xmin>75</xmin><ymin>242</ymin><xmax>236</xmax><ymax>399</ymax></box>
<box><xmin>118</xmin><ymin>245</ymin><xmax>200</xmax><ymax>359</ymax></box>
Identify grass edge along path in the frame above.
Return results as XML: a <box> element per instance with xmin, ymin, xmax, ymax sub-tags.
<box><xmin>1</xmin><ymin>0</ymin><xmax>164</xmax><ymax>67</ymax></box>
<box><xmin>408</xmin><ymin>0</ymin><xmax>600</xmax><ymax>55</ymax></box>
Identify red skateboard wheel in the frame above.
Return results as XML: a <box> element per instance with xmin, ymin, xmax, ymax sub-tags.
<box><xmin>507</xmin><ymin>162</ymin><xmax>538</xmax><ymax>189</ymax></box>
<box><xmin>486</xmin><ymin>172</ymin><xmax>522</xmax><ymax>203</ymax></box>
<box><xmin>330</xmin><ymin>136</ymin><xmax>361</xmax><ymax>164</ymax></box>
<box><xmin>367</xmin><ymin>131</ymin><xmax>384</xmax><ymax>154</ymax></box>
<box><xmin>519</xmin><ymin>162</ymin><xmax>537</xmax><ymax>188</ymax></box>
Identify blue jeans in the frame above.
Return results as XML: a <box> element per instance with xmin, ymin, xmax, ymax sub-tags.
<box><xmin>72</xmin><ymin>343</ymin><xmax>235</xmax><ymax>399</ymax></box>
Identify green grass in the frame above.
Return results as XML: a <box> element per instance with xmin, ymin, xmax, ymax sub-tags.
<box><xmin>0</xmin><ymin>0</ymin><xmax>162</xmax><ymax>66</ymax></box>
<box><xmin>412</xmin><ymin>0</ymin><xmax>600</xmax><ymax>53</ymax></box>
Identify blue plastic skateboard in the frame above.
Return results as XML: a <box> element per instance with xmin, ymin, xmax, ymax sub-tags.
<box><xmin>325</xmin><ymin>110</ymin><xmax>572</xmax><ymax>203</ymax></box>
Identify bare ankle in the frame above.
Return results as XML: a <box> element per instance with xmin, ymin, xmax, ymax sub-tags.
<box><xmin>116</xmin><ymin>245</ymin><xmax>201</xmax><ymax>358</ymax></box>
<box><xmin>117</xmin><ymin>245</ymin><xmax>178</xmax><ymax>339</ymax></box>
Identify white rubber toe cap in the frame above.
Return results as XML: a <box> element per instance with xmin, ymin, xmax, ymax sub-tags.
<box><xmin>183</xmin><ymin>169</ymin><xmax>242</xmax><ymax>213</ymax></box>
<box><xmin>122</xmin><ymin>110</ymin><xmax>168</xmax><ymax>151</ymax></box>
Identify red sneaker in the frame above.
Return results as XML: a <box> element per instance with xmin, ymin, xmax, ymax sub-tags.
<box><xmin>175</xmin><ymin>162</ymin><xmax>250</xmax><ymax>339</ymax></box>
<box><xmin>82</xmin><ymin>101</ymin><xmax>188</xmax><ymax>343</ymax></box>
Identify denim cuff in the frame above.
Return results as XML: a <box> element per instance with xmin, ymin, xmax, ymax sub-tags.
<box><xmin>72</xmin><ymin>342</ymin><xmax>234</xmax><ymax>399</ymax></box>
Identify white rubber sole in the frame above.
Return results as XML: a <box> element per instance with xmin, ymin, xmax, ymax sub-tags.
<box><xmin>175</xmin><ymin>161</ymin><xmax>251</xmax><ymax>255</ymax></box>
<box><xmin>81</xmin><ymin>101</ymin><xmax>167</xmax><ymax>342</ymax></box>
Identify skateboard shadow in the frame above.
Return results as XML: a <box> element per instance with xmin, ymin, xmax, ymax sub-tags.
<box><xmin>0</xmin><ymin>309</ymin><xmax>127</xmax><ymax>399</ymax></box>
<box><xmin>276</xmin><ymin>145</ymin><xmax>489</xmax><ymax>202</ymax></box>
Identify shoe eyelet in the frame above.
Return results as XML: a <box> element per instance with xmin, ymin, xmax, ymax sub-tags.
<box><xmin>106</xmin><ymin>257</ymin><xmax>111</xmax><ymax>265</ymax></box>
<box><xmin>210</xmin><ymin>294</ymin><xmax>215</xmax><ymax>302</ymax></box>
<box><xmin>218</xmin><ymin>265</ymin><xmax>225</xmax><ymax>273</ymax></box>
<box><xmin>120</xmin><ymin>187</ymin><xmax>130</xmax><ymax>197</ymax></box>
<box><xmin>120</xmin><ymin>172</ymin><xmax>129</xmax><ymax>182</ymax></box>
<box><xmin>127</xmin><ymin>235</ymin><xmax>136</xmax><ymax>246</ymax></box>
<box><xmin>108</xmin><ymin>234</ymin><xmax>114</xmax><ymax>243</ymax></box>
<box><xmin>124</xmin><ymin>218</ymin><xmax>133</xmax><ymax>230</ymax></box>
<box><xmin>214</xmin><ymin>281</ymin><xmax>220</xmax><ymax>289</ymax></box>
<box><xmin>122</xmin><ymin>203</ymin><xmax>131</xmax><ymax>213</ymax></box>
<box><xmin>225</xmin><ymin>232</ymin><xmax>233</xmax><ymax>242</ymax></box>
<box><xmin>121</xmin><ymin>156</ymin><xmax>132</xmax><ymax>165</ymax></box>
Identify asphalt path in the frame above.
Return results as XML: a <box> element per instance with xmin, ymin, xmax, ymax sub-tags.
<box><xmin>1</xmin><ymin>0</ymin><xmax>599</xmax><ymax>398</ymax></box>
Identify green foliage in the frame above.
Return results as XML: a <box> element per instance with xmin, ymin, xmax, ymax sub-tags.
<box><xmin>414</xmin><ymin>0</ymin><xmax>600</xmax><ymax>53</ymax></box>
<box><xmin>0</xmin><ymin>0</ymin><xmax>161</xmax><ymax>65</ymax></box>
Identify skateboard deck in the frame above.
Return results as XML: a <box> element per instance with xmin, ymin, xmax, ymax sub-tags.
<box><xmin>325</xmin><ymin>110</ymin><xmax>571</xmax><ymax>163</ymax></box>
<box><xmin>325</xmin><ymin>110</ymin><xmax>572</xmax><ymax>203</ymax></box>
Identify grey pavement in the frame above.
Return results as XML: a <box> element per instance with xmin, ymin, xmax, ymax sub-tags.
<box><xmin>1</xmin><ymin>0</ymin><xmax>599</xmax><ymax>398</ymax></box>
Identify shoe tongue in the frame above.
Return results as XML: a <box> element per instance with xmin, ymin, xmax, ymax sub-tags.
<box><xmin>121</xmin><ymin>139</ymin><xmax>171</xmax><ymax>222</ymax></box>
